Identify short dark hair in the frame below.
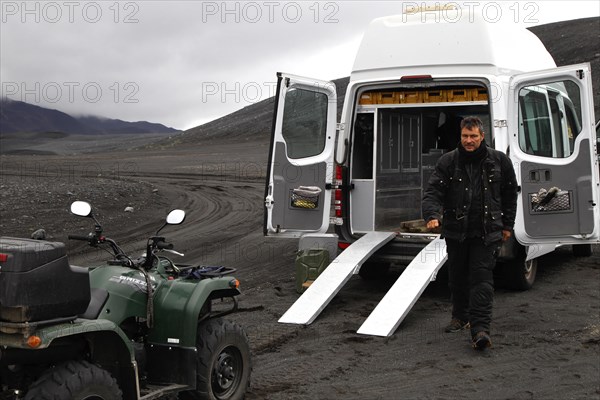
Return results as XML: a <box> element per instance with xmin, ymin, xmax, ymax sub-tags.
<box><xmin>460</xmin><ymin>116</ymin><xmax>484</xmax><ymax>134</ymax></box>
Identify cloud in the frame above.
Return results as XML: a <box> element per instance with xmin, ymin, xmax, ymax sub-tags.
<box><xmin>1</xmin><ymin>1</ymin><xmax>598</xmax><ymax>130</ymax></box>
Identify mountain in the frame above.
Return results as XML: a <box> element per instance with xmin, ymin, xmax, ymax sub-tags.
<box><xmin>179</xmin><ymin>17</ymin><xmax>600</xmax><ymax>145</ymax></box>
<box><xmin>176</xmin><ymin>76</ymin><xmax>349</xmax><ymax>146</ymax></box>
<box><xmin>0</xmin><ymin>99</ymin><xmax>94</xmax><ymax>135</ymax></box>
<box><xmin>0</xmin><ymin>99</ymin><xmax>180</xmax><ymax>135</ymax></box>
<box><xmin>528</xmin><ymin>17</ymin><xmax>600</xmax><ymax>117</ymax></box>
<box><xmin>76</xmin><ymin>116</ymin><xmax>181</xmax><ymax>135</ymax></box>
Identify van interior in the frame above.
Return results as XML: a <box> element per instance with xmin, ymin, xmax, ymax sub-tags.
<box><xmin>349</xmin><ymin>84</ymin><xmax>491</xmax><ymax>234</ymax></box>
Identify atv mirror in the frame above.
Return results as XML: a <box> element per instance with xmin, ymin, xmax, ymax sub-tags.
<box><xmin>71</xmin><ymin>201</ymin><xmax>92</xmax><ymax>217</ymax></box>
<box><xmin>166</xmin><ymin>209</ymin><xmax>186</xmax><ymax>225</ymax></box>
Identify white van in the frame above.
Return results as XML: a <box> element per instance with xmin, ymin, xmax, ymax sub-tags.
<box><xmin>264</xmin><ymin>12</ymin><xmax>599</xmax><ymax>293</ymax></box>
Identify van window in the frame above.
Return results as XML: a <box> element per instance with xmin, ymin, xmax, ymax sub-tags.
<box><xmin>281</xmin><ymin>88</ymin><xmax>328</xmax><ymax>159</ymax></box>
<box><xmin>518</xmin><ymin>80</ymin><xmax>582</xmax><ymax>158</ymax></box>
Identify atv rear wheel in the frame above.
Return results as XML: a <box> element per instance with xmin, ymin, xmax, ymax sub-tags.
<box><xmin>24</xmin><ymin>360</ymin><xmax>122</xmax><ymax>400</ymax></box>
<box><xmin>181</xmin><ymin>318</ymin><xmax>251</xmax><ymax>400</ymax></box>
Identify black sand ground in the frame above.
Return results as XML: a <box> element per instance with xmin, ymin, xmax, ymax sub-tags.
<box><xmin>1</xmin><ymin>140</ymin><xmax>598</xmax><ymax>399</ymax></box>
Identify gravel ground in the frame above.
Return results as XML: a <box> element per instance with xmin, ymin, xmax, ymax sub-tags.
<box><xmin>1</xmin><ymin>139</ymin><xmax>598</xmax><ymax>399</ymax></box>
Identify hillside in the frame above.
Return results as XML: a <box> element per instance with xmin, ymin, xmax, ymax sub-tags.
<box><xmin>177</xmin><ymin>76</ymin><xmax>349</xmax><ymax>145</ymax></box>
<box><xmin>179</xmin><ymin>17</ymin><xmax>600</xmax><ymax>145</ymax></box>
<box><xmin>529</xmin><ymin>17</ymin><xmax>600</xmax><ymax>116</ymax></box>
<box><xmin>0</xmin><ymin>99</ymin><xmax>180</xmax><ymax>135</ymax></box>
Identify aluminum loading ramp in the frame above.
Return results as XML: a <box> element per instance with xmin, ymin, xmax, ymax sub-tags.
<box><xmin>357</xmin><ymin>236</ymin><xmax>447</xmax><ymax>337</ymax></box>
<box><xmin>278</xmin><ymin>231</ymin><xmax>396</xmax><ymax>325</ymax></box>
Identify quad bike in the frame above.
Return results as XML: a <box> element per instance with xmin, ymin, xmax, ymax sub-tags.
<box><xmin>0</xmin><ymin>201</ymin><xmax>251</xmax><ymax>399</ymax></box>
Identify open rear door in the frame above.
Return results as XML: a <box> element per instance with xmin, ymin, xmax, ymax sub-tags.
<box><xmin>264</xmin><ymin>73</ymin><xmax>337</xmax><ymax>238</ymax></box>
<box><xmin>508</xmin><ymin>63</ymin><xmax>600</xmax><ymax>247</ymax></box>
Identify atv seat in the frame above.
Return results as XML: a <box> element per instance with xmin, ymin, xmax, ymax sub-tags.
<box><xmin>80</xmin><ymin>288</ymin><xmax>109</xmax><ymax>320</ymax></box>
<box><xmin>0</xmin><ymin>237</ymin><xmax>91</xmax><ymax>323</ymax></box>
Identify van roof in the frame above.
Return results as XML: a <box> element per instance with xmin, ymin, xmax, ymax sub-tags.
<box><xmin>351</xmin><ymin>12</ymin><xmax>556</xmax><ymax>80</ymax></box>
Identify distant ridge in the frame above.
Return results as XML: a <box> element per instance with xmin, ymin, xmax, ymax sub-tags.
<box><xmin>0</xmin><ymin>98</ymin><xmax>181</xmax><ymax>135</ymax></box>
<box><xmin>176</xmin><ymin>76</ymin><xmax>349</xmax><ymax>146</ymax></box>
<box><xmin>178</xmin><ymin>17</ymin><xmax>599</xmax><ymax>145</ymax></box>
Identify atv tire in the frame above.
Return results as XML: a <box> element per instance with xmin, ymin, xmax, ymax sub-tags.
<box><xmin>24</xmin><ymin>360</ymin><xmax>122</xmax><ymax>400</ymax></box>
<box><xmin>181</xmin><ymin>318</ymin><xmax>251</xmax><ymax>400</ymax></box>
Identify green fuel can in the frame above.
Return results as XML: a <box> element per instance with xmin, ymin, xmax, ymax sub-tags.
<box><xmin>295</xmin><ymin>248</ymin><xmax>329</xmax><ymax>293</ymax></box>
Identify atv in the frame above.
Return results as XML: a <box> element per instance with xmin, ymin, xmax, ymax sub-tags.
<box><xmin>0</xmin><ymin>201</ymin><xmax>251</xmax><ymax>399</ymax></box>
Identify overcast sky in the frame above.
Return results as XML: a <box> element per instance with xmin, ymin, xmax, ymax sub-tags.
<box><xmin>1</xmin><ymin>1</ymin><xmax>599</xmax><ymax>130</ymax></box>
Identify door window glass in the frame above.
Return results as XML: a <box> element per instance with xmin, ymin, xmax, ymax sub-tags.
<box><xmin>281</xmin><ymin>88</ymin><xmax>328</xmax><ymax>159</ymax></box>
<box><xmin>518</xmin><ymin>80</ymin><xmax>582</xmax><ymax>158</ymax></box>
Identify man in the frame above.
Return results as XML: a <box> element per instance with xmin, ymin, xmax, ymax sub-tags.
<box><xmin>422</xmin><ymin>116</ymin><xmax>518</xmax><ymax>350</ymax></box>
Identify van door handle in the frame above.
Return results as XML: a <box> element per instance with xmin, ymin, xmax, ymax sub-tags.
<box><xmin>529</xmin><ymin>169</ymin><xmax>551</xmax><ymax>182</ymax></box>
<box><xmin>529</xmin><ymin>170</ymin><xmax>540</xmax><ymax>181</ymax></box>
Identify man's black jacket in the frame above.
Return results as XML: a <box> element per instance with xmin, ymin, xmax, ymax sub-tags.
<box><xmin>422</xmin><ymin>145</ymin><xmax>518</xmax><ymax>244</ymax></box>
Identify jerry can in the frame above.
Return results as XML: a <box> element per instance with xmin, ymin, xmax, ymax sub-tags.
<box><xmin>295</xmin><ymin>248</ymin><xmax>329</xmax><ymax>293</ymax></box>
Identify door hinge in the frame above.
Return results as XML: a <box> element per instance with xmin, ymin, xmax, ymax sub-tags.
<box><xmin>264</xmin><ymin>196</ymin><xmax>274</xmax><ymax>207</ymax></box>
<box><xmin>576</xmin><ymin>70</ymin><xmax>584</xmax><ymax>79</ymax></box>
<box><xmin>336</xmin><ymin>123</ymin><xmax>345</xmax><ymax>132</ymax></box>
<box><xmin>494</xmin><ymin>120</ymin><xmax>507</xmax><ymax>128</ymax></box>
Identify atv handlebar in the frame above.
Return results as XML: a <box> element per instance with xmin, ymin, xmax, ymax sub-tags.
<box><xmin>68</xmin><ymin>204</ymin><xmax>183</xmax><ymax>272</ymax></box>
<box><xmin>68</xmin><ymin>234</ymin><xmax>91</xmax><ymax>241</ymax></box>
<box><xmin>156</xmin><ymin>241</ymin><xmax>174</xmax><ymax>250</ymax></box>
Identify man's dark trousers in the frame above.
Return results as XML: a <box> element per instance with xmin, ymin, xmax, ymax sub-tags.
<box><xmin>446</xmin><ymin>238</ymin><xmax>500</xmax><ymax>335</ymax></box>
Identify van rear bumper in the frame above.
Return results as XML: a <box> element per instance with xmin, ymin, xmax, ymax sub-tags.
<box><xmin>338</xmin><ymin>234</ymin><xmax>433</xmax><ymax>266</ymax></box>
<box><xmin>337</xmin><ymin>233</ymin><xmax>517</xmax><ymax>265</ymax></box>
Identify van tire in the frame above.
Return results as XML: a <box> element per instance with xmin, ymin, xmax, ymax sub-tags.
<box><xmin>572</xmin><ymin>244</ymin><xmax>592</xmax><ymax>257</ymax></box>
<box><xmin>180</xmin><ymin>318</ymin><xmax>251</xmax><ymax>400</ymax></box>
<box><xmin>25</xmin><ymin>360</ymin><xmax>122</xmax><ymax>400</ymax></box>
<box><xmin>358</xmin><ymin>261</ymin><xmax>390</xmax><ymax>280</ymax></box>
<box><xmin>502</xmin><ymin>256</ymin><xmax>537</xmax><ymax>291</ymax></box>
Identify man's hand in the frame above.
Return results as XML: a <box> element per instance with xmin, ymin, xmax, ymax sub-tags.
<box><xmin>502</xmin><ymin>229</ymin><xmax>511</xmax><ymax>242</ymax></box>
<box><xmin>426</xmin><ymin>219</ymin><xmax>440</xmax><ymax>230</ymax></box>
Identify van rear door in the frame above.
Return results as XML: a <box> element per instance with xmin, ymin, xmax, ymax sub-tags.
<box><xmin>264</xmin><ymin>73</ymin><xmax>337</xmax><ymax>238</ymax></box>
<box><xmin>508</xmin><ymin>63</ymin><xmax>599</xmax><ymax>246</ymax></box>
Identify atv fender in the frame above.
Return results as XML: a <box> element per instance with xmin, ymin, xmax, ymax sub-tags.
<box><xmin>0</xmin><ymin>318</ymin><xmax>139</xmax><ymax>399</ymax></box>
<box><xmin>148</xmin><ymin>277</ymin><xmax>240</xmax><ymax>347</ymax></box>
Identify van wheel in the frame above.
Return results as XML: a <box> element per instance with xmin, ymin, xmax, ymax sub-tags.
<box><xmin>180</xmin><ymin>318</ymin><xmax>251</xmax><ymax>400</ymax></box>
<box><xmin>502</xmin><ymin>256</ymin><xmax>537</xmax><ymax>291</ymax></box>
<box><xmin>25</xmin><ymin>360</ymin><xmax>122</xmax><ymax>400</ymax></box>
<box><xmin>572</xmin><ymin>244</ymin><xmax>592</xmax><ymax>257</ymax></box>
<box><xmin>358</xmin><ymin>261</ymin><xmax>390</xmax><ymax>280</ymax></box>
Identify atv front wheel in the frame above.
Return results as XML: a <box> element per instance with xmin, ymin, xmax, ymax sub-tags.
<box><xmin>24</xmin><ymin>360</ymin><xmax>122</xmax><ymax>400</ymax></box>
<box><xmin>181</xmin><ymin>318</ymin><xmax>251</xmax><ymax>400</ymax></box>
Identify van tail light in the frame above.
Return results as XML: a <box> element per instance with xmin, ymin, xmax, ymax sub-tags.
<box><xmin>334</xmin><ymin>165</ymin><xmax>343</xmax><ymax>218</ymax></box>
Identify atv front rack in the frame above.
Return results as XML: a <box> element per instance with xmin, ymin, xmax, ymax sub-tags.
<box><xmin>178</xmin><ymin>265</ymin><xmax>237</xmax><ymax>279</ymax></box>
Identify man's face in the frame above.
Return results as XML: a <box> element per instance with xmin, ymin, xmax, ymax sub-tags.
<box><xmin>461</xmin><ymin>126</ymin><xmax>484</xmax><ymax>152</ymax></box>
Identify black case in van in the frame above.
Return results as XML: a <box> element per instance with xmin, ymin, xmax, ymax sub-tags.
<box><xmin>0</xmin><ymin>237</ymin><xmax>91</xmax><ymax>323</ymax></box>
